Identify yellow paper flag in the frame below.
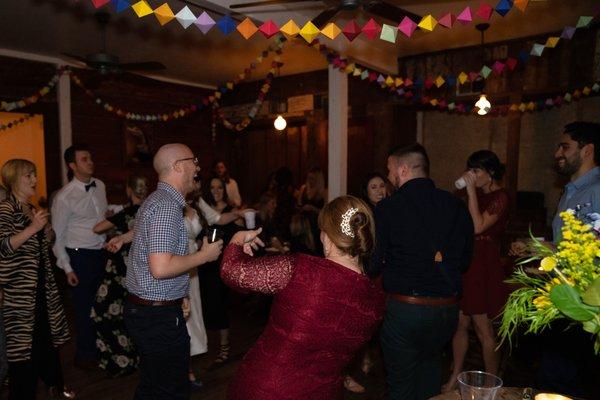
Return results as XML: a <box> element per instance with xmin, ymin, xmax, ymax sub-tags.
<box><xmin>385</xmin><ymin>76</ymin><xmax>394</xmax><ymax>86</ymax></box>
<box><xmin>237</xmin><ymin>18</ymin><xmax>259</xmax><ymax>39</ymax></box>
<box><xmin>353</xmin><ymin>68</ymin><xmax>362</xmax><ymax>77</ymax></box>
<box><xmin>514</xmin><ymin>0</ymin><xmax>529</xmax><ymax>12</ymax></box>
<box><xmin>435</xmin><ymin>75</ymin><xmax>445</xmax><ymax>88</ymax></box>
<box><xmin>321</xmin><ymin>22</ymin><xmax>341</xmax><ymax>40</ymax></box>
<box><xmin>299</xmin><ymin>21</ymin><xmax>320</xmax><ymax>43</ymax></box>
<box><xmin>458</xmin><ymin>72</ymin><xmax>468</xmax><ymax>85</ymax></box>
<box><xmin>418</xmin><ymin>15</ymin><xmax>437</xmax><ymax>32</ymax></box>
<box><xmin>345</xmin><ymin>63</ymin><xmax>355</xmax><ymax>73</ymax></box>
<box><xmin>132</xmin><ymin>0</ymin><xmax>153</xmax><ymax>18</ymax></box>
<box><xmin>153</xmin><ymin>3</ymin><xmax>175</xmax><ymax>26</ymax></box>
<box><xmin>395</xmin><ymin>77</ymin><xmax>403</xmax><ymax>87</ymax></box>
<box><xmin>280</xmin><ymin>20</ymin><xmax>300</xmax><ymax>37</ymax></box>
<box><xmin>545</xmin><ymin>37</ymin><xmax>560</xmax><ymax>48</ymax></box>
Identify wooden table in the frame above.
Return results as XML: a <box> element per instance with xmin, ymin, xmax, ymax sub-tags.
<box><xmin>430</xmin><ymin>387</ymin><xmax>524</xmax><ymax>400</ymax></box>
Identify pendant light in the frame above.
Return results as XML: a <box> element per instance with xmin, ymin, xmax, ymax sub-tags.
<box><xmin>475</xmin><ymin>23</ymin><xmax>491</xmax><ymax>116</ymax></box>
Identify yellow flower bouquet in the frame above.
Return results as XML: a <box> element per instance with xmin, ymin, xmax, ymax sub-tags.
<box><xmin>499</xmin><ymin>210</ymin><xmax>600</xmax><ymax>353</ymax></box>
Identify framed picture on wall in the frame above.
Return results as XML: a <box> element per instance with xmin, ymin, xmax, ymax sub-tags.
<box><xmin>122</xmin><ymin>123</ymin><xmax>154</xmax><ymax>166</ymax></box>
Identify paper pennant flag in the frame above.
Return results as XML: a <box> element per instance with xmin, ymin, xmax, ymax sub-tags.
<box><xmin>457</xmin><ymin>7</ymin><xmax>473</xmax><ymax>25</ymax></box>
<box><xmin>492</xmin><ymin>61</ymin><xmax>505</xmax><ymax>75</ymax></box>
<box><xmin>530</xmin><ymin>43</ymin><xmax>545</xmax><ymax>57</ymax></box>
<box><xmin>404</xmin><ymin>78</ymin><xmax>413</xmax><ymax>87</ymax></box>
<box><xmin>92</xmin><ymin>0</ymin><xmax>111</xmax><ymax>8</ymax></box>
<box><xmin>377</xmin><ymin>74</ymin><xmax>386</xmax><ymax>84</ymax></box>
<box><xmin>418</xmin><ymin>15</ymin><xmax>437</xmax><ymax>32</ymax></box>
<box><xmin>342</xmin><ymin>20</ymin><xmax>362</xmax><ymax>41</ymax></box>
<box><xmin>448</xmin><ymin>102</ymin><xmax>456</xmax><ymax>111</ymax></box>
<box><xmin>195</xmin><ymin>11</ymin><xmax>215</xmax><ymax>34</ymax></box>
<box><xmin>175</xmin><ymin>6</ymin><xmax>196</xmax><ymax>29</ymax></box>
<box><xmin>514</xmin><ymin>0</ymin><xmax>529</xmax><ymax>12</ymax></box>
<box><xmin>545</xmin><ymin>37</ymin><xmax>560</xmax><ymax>48</ymax></box>
<box><xmin>362</xmin><ymin>18</ymin><xmax>382</xmax><ymax>40</ymax></box>
<box><xmin>321</xmin><ymin>22</ymin><xmax>341</xmax><ymax>40</ymax></box>
<box><xmin>132</xmin><ymin>1</ymin><xmax>153</xmax><ymax>17</ymax></box>
<box><xmin>518</xmin><ymin>50</ymin><xmax>530</xmax><ymax>63</ymax></box>
<box><xmin>458</xmin><ymin>72</ymin><xmax>468</xmax><ymax>85</ymax></box>
<box><xmin>353</xmin><ymin>68</ymin><xmax>362</xmax><ymax>77</ymax></box>
<box><xmin>395</xmin><ymin>77</ymin><xmax>403</xmax><ymax>87</ymax></box>
<box><xmin>505</xmin><ymin>58</ymin><xmax>518</xmax><ymax>71</ymax></box>
<box><xmin>361</xmin><ymin>70</ymin><xmax>369</xmax><ymax>80</ymax></box>
<box><xmin>369</xmin><ymin>72</ymin><xmax>378</xmax><ymax>82</ymax></box>
<box><xmin>217</xmin><ymin>15</ymin><xmax>237</xmax><ymax>35</ymax></box>
<box><xmin>237</xmin><ymin>18</ymin><xmax>258</xmax><ymax>39</ymax></box>
<box><xmin>438</xmin><ymin>13</ymin><xmax>455</xmax><ymax>28</ymax></box>
<box><xmin>300</xmin><ymin>21</ymin><xmax>320</xmax><ymax>43</ymax></box>
<box><xmin>398</xmin><ymin>16</ymin><xmax>417</xmax><ymax>37</ymax></box>
<box><xmin>435</xmin><ymin>76</ymin><xmax>445</xmax><ymax>88</ymax></box>
<box><xmin>380</xmin><ymin>24</ymin><xmax>398</xmax><ymax>43</ymax></box>
<box><xmin>154</xmin><ymin>3</ymin><xmax>175</xmax><ymax>26</ymax></box>
<box><xmin>576</xmin><ymin>16</ymin><xmax>593</xmax><ymax>28</ymax></box>
<box><xmin>259</xmin><ymin>20</ymin><xmax>279</xmax><ymax>38</ymax></box>
<box><xmin>430</xmin><ymin>99</ymin><xmax>438</xmax><ymax>106</ymax></box>
<box><xmin>561</xmin><ymin>26</ymin><xmax>576</xmax><ymax>39</ymax></box>
<box><xmin>495</xmin><ymin>0</ymin><xmax>513</xmax><ymax>17</ymax></box>
<box><xmin>545</xmin><ymin>98</ymin><xmax>554</xmax><ymax>107</ymax></box>
<box><xmin>111</xmin><ymin>0</ymin><xmax>131</xmax><ymax>13</ymax></box>
<box><xmin>527</xmin><ymin>102</ymin><xmax>535</xmax><ymax>111</ymax></box>
<box><xmin>476</xmin><ymin>3</ymin><xmax>494</xmax><ymax>21</ymax></box>
<box><xmin>280</xmin><ymin>20</ymin><xmax>300</xmax><ymax>37</ymax></box>
<box><xmin>385</xmin><ymin>76</ymin><xmax>394</xmax><ymax>86</ymax></box>
<box><xmin>593</xmin><ymin>83</ymin><xmax>600</xmax><ymax>92</ymax></box>
<box><xmin>345</xmin><ymin>63</ymin><xmax>356</xmax><ymax>73</ymax></box>
<box><xmin>480</xmin><ymin>65</ymin><xmax>492</xmax><ymax>78</ymax></box>
<box><xmin>583</xmin><ymin>86</ymin><xmax>592</xmax><ymax>95</ymax></box>
<box><xmin>469</xmin><ymin>71</ymin><xmax>480</xmax><ymax>82</ymax></box>
<box><xmin>397</xmin><ymin>88</ymin><xmax>405</xmax><ymax>96</ymax></box>
<box><xmin>518</xmin><ymin>103</ymin><xmax>527</xmax><ymax>112</ymax></box>
<box><xmin>447</xmin><ymin>75</ymin><xmax>457</xmax><ymax>86</ymax></box>
<box><xmin>424</xmin><ymin>78</ymin><xmax>434</xmax><ymax>89</ymax></box>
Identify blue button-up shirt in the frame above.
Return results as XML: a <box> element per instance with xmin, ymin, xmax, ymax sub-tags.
<box><xmin>126</xmin><ymin>182</ymin><xmax>189</xmax><ymax>300</ymax></box>
<box><xmin>552</xmin><ymin>167</ymin><xmax>600</xmax><ymax>243</ymax></box>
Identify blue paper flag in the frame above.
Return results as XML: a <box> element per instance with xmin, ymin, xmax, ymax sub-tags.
<box><xmin>518</xmin><ymin>50</ymin><xmax>530</xmax><ymax>63</ymax></box>
<box><xmin>495</xmin><ymin>0</ymin><xmax>513</xmax><ymax>17</ymax></box>
<box><xmin>111</xmin><ymin>0</ymin><xmax>130</xmax><ymax>13</ymax></box>
<box><xmin>217</xmin><ymin>15</ymin><xmax>237</xmax><ymax>35</ymax></box>
<box><xmin>446</xmin><ymin>75</ymin><xmax>457</xmax><ymax>86</ymax></box>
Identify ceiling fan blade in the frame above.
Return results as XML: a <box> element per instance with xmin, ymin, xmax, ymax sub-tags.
<box><xmin>60</xmin><ymin>52</ymin><xmax>90</xmax><ymax>65</ymax></box>
<box><xmin>364</xmin><ymin>1</ymin><xmax>421</xmax><ymax>24</ymax></box>
<box><xmin>230</xmin><ymin>0</ymin><xmax>316</xmax><ymax>9</ymax></box>
<box><xmin>312</xmin><ymin>6</ymin><xmax>341</xmax><ymax>29</ymax></box>
<box><xmin>119</xmin><ymin>61</ymin><xmax>166</xmax><ymax>71</ymax></box>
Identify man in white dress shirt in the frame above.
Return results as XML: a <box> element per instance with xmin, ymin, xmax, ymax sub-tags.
<box><xmin>52</xmin><ymin>144</ymin><xmax>108</xmax><ymax>367</ymax></box>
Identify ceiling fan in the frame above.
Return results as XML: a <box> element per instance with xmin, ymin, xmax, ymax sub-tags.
<box><xmin>229</xmin><ymin>0</ymin><xmax>422</xmax><ymax>27</ymax></box>
<box><xmin>61</xmin><ymin>11</ymin><xmax>166</xmax><ymax>74</ymax></box>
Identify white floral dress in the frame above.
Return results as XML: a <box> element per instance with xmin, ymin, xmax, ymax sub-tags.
<box><xmin>91</xmin><ymin>205</ymin><xmax>139</xmax><ymax>376</ymax></box>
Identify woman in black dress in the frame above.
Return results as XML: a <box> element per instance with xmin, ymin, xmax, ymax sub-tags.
<box><xmin>198</xmin><ymin>177</ymin><xmax>242</xmax><ymax>366</ymax></box>
<box><xmin>91</xmin><ymin>175</ymin><xmax>148</xmax><ymax>377</ymax></box>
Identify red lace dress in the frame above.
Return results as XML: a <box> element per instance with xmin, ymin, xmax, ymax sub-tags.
<box><xmin>221</xmin><ymin>244</ymin><xmax>386</xmax><ymax>400</ymax></box>
<box><xmin>460</xmin><ymin>189</ymin><xmax>510</xmax><ymax>319</ymax></box>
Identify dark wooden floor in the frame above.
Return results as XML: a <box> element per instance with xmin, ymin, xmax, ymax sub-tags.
<box><xmin>0</xmin><ymin>292</ymin><xmax>548</xmax><ymax>400</ymax></box>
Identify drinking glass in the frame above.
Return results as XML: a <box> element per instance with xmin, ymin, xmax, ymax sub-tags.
<box><xmin>457</xmin><ymin>371</ymin><xmax>503</xmax><ymax>400</ymax></box>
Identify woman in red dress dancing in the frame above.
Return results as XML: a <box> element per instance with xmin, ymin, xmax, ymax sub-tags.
<box><xmin>221</xmin><ymin>195</ymin><xmax>386</xmax><ymax>400</ymax></box>
<box><xmin>443</xmin><ymin>150</ymin><xmax>510</xmax><ymax>392</ymax></box>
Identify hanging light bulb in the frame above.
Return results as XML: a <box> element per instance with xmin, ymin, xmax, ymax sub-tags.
<box><xmin>274</xmin><ymin>115</ymin><xmax>287</xmax><ymax>131</ymax></box>
<box><xmin>475</xmin><ymin>94</ymin><xmax>491</xmax><ymax>116</ymax></box>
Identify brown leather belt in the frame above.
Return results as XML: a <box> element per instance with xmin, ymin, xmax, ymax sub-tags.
<box><xmin>389</xmin><ymin>293</ymin><xmax>457</xmax><ymax>306</ymax></box>
<box><xmin>127</xmin><ymin>294</ymin><xmax>183</xmax><ymax>307</ymax></box>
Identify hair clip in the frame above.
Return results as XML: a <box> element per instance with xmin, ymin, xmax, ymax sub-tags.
<box><xmin>340</xmin><ymin>207</ymin><xmax>359</xmax><ymax>238</ymax></box>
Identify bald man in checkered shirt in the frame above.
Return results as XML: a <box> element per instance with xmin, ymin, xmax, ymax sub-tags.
<box><xmin>124</xmin><ymin>143</ymin><xmax>223</xmax><ymax>400</ymax></box>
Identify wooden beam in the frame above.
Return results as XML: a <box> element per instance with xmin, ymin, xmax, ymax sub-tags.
<box><xmin>328</xmin><ymin>65</ymin><xmax>348</xmax><ymax>200</ymax></box>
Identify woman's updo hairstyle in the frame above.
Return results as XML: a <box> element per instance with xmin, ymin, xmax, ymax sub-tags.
<box><xmin>318</xmin><ymin>195</ymin><xmax>375</xmax><ymax>267</ymax></box>
<box><xmin>467</xmin><ymin>150</ymin><xmax>506</xmax><ymax>181</ymax></box>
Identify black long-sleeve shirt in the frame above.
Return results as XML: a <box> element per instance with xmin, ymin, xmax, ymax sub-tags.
<box><xmin>371</xmin><ymin>178</ymin><xmax>474</xmax><ymax>297</ymax></box>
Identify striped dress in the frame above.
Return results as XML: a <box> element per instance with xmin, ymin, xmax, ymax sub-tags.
<box><xmin>0</xmin><ymin>194</ymin><xmax>70</xmax><ymax>362</ymax></box>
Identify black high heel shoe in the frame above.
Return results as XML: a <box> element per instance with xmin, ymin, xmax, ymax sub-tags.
<box><xmin>48</xmin><ymin>386</ymin><xmax>76</xmax><ymax>399</ymax></box>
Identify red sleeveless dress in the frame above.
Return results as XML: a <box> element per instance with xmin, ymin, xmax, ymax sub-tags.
<box><xmin>221</xmin><ymin>245</ymin><xmax>386</xmax><ymax>400</ymax></box>
<box><xmin>460</xmin><ymin>189</ymin><xmax>510</xmax><ymax>319</ymax></box>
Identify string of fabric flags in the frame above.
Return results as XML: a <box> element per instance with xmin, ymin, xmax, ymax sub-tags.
<box><xmin>423</xmin><ymin>80</ymin><xmax>600</xmax><ymax>116</ymax></box>
<box><xmin>320</xmin><ymin>13</ymin><xmax>595</xmax><ymax>94</ymax></box>
<box><xmin>0</xmin><ymin>114</ymin><xmax>35</xmax><ymax>132</ymax></box>
<box><xmin>90</xmin><ymin>0</ymin><xmax>540</xmax><ymax>44</ymax></box>
<box><xmin>0</xmin><ymin>67</ymin><xmax>67</xmax><ymax>112</ymax></box>
<box><xmin>70</xmin><ymin>36</ymin><xmax>285</xmax><ymax>122</ymax></box>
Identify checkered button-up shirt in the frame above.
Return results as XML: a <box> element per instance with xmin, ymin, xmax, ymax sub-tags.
<box><xmin>126</xmin><ymin>182</ymin><xmax>189</xmax><ymax>300</ymax></box>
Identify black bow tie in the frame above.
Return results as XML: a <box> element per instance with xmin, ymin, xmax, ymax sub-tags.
<box><xmin>85</xmin><ymin>181</ymin><xmax>96</xmax><ymax>192</ymax></box>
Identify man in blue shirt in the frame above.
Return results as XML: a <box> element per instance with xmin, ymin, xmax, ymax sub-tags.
<box><xmin>124</xmin><ymin>143</ymin><xmax>223</xmax><ymax>400</ymax></box>
<box><xmin>511</xmin><ymin>121</ymin><xmax>600</xmax><ymax>398</ymax></box>
<box><xmin>552</xmin><ymin>122</ymin><xmax>600</xmax><ymax>242</ymax></box>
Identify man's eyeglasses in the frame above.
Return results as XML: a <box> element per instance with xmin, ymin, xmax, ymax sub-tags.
<box><xmin>174</xmin><ymin>157</ymin><xmax>199</xmax><ymax>167</ymax></box>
